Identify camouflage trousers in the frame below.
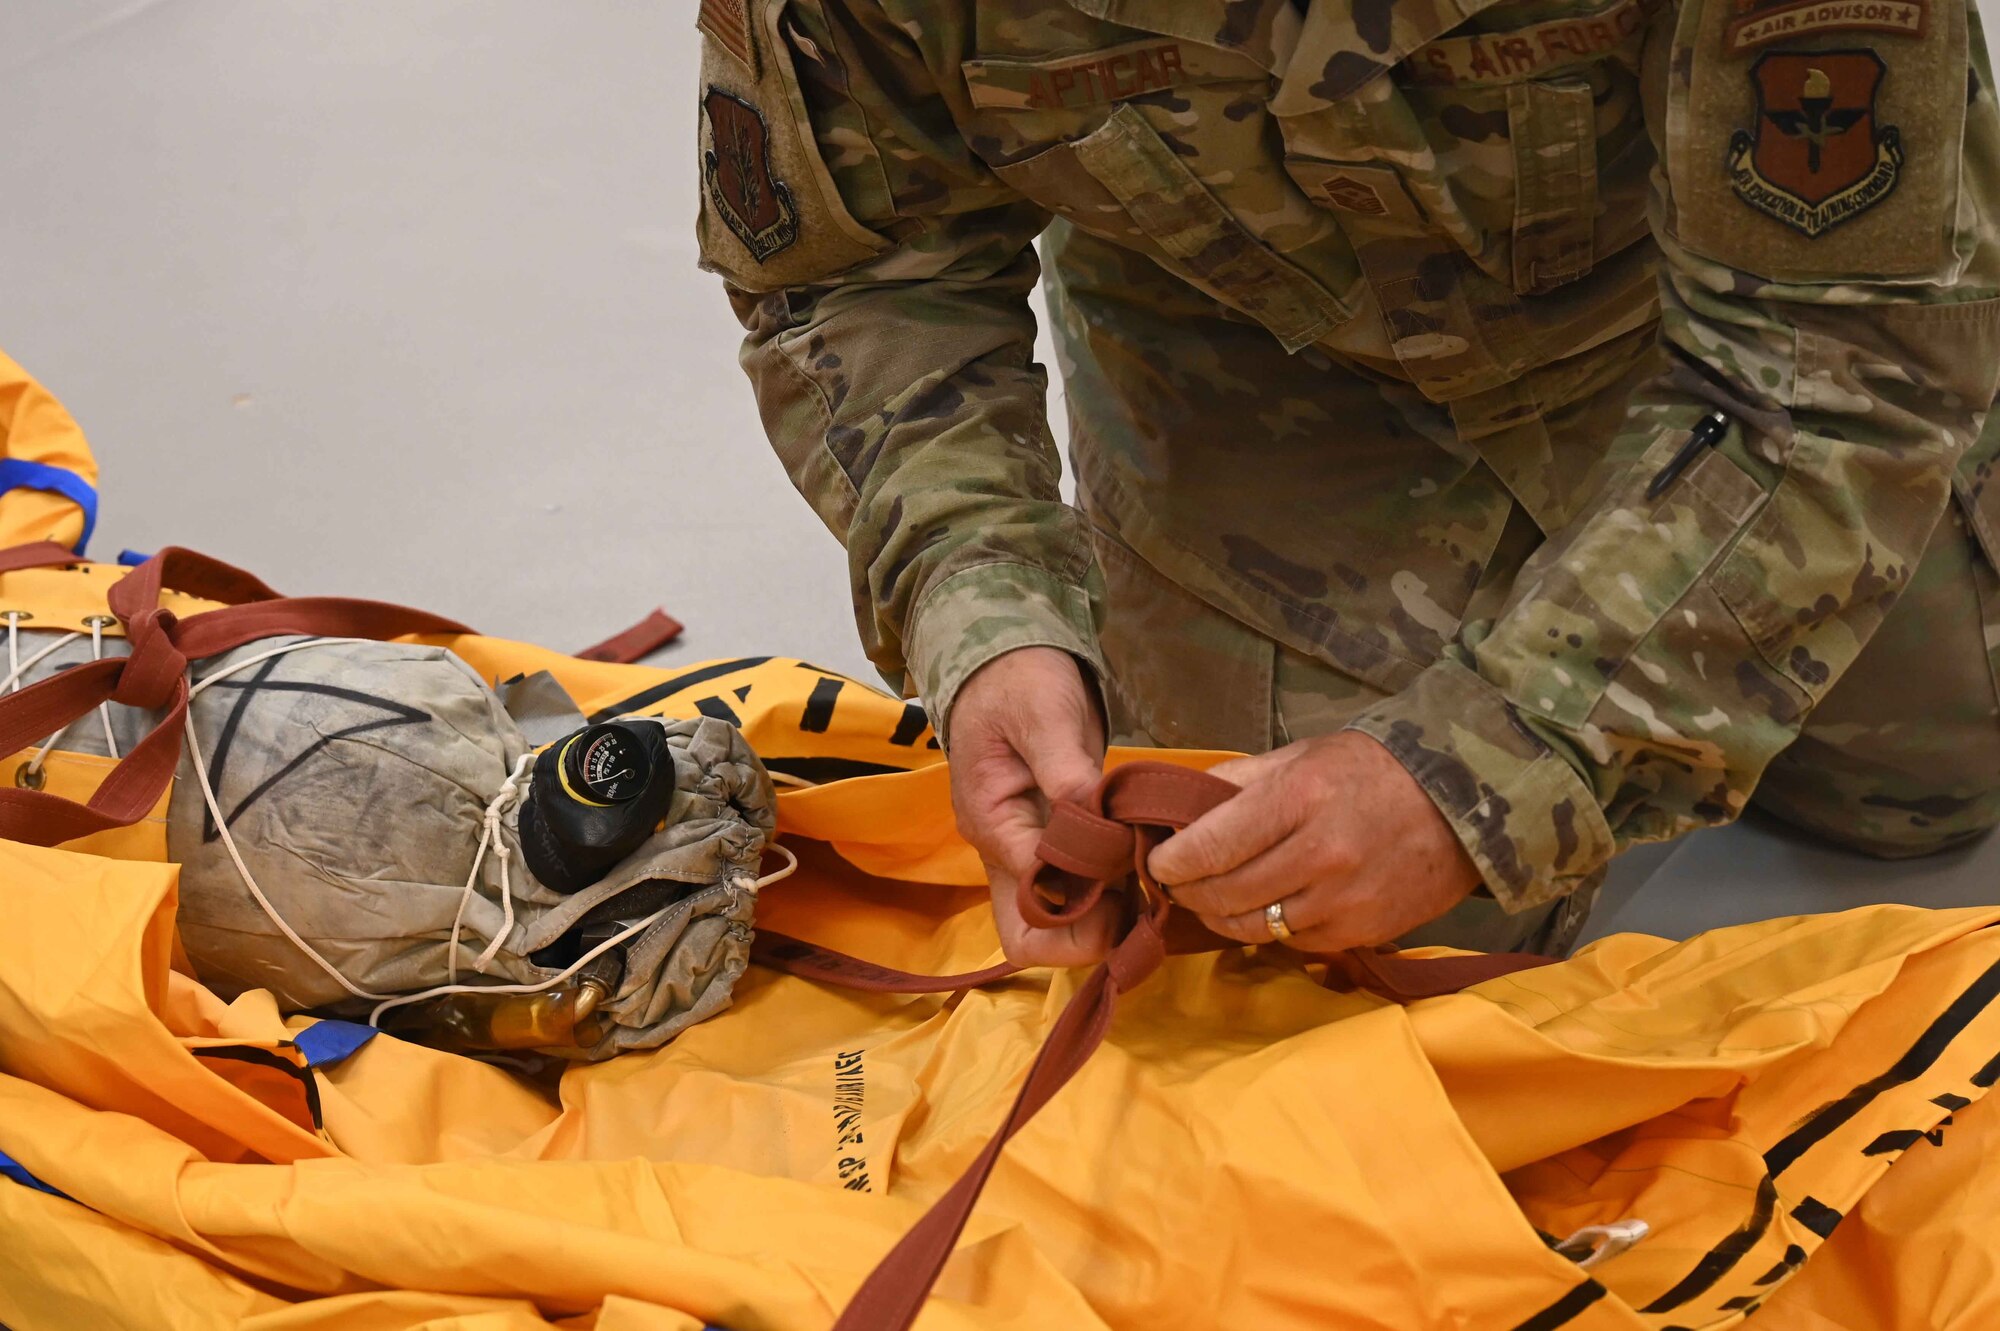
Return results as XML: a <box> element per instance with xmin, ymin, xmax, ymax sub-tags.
<box><xmin>1083</xmin><ymin>446</ymin><xmax>2000</xmax><ymax>958</ymax></box>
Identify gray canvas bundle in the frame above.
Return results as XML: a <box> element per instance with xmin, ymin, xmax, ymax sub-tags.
<box><xmin>7</xmin><ymin>629</ymin><xmax>776</xmax><ymax>1059</ymax></box>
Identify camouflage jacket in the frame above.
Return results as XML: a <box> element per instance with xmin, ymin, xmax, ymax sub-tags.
<box><xmin>696</xmin><ymin>0</ymin><xmax>2000</xmax><ymax>910</ymax></box>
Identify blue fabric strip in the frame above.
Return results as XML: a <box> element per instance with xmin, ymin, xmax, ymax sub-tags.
<box><xmin>0</xmin><ymin>459</ymin><xmax>97</xmax><ymax>556</ymax></box>
<box><xmin>0</xmin><ymin>1148</ymin><xmax>68</xmax><ymax>1199</ymax></box>
<box><xmin>117</xmin><ymin>548</ymin><xmax>153</xmax><ymax>566</ymax></box>
<box><xmin>291</xmin><ymin>1020</ymin><xmax>379</xmax><ymax>1068</ymax></box>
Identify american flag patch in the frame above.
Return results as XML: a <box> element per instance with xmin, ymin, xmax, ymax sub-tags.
<box><xmin>699</xmin><ymin>0</ymin><xmax>755</xmax><ymax>72</ymax></box>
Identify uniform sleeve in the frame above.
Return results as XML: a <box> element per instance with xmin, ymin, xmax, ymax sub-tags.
<box><xmin>1346</xmin><ymin>0</ymin><xmax>2000</xmax><ymax>910</ymax></box>
<box><xmin>696</xmin><ymin>0</ymin><xmax>1104</xmax><ymax>734</ymax></box>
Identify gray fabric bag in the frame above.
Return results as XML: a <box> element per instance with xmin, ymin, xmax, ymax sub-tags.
<box><xmin>10</xmin><ymin>629</ymin><xmax>776</xmax><ymax>1059</ymax></box>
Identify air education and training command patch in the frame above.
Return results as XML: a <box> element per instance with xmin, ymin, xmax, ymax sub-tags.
<box><xmin>1728</xmin><ymin>50</ymin><xmax>1902</xmax><ymax>237</ymax></box>
<box><xmin>702</xmin><ymin>88</ymin><xmax>799</xmax><ymax>262</ymax></box>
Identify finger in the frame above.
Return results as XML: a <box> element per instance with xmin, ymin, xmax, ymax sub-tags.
<box><xmin>975</xmin><ymin>793</ymin><xmax>1061</xmax><ymax>883</ymax></box>
<box><xmin>1165</xmin><ymin>828</ymin><xmax>1353</xmax><ymax>919</ymax></box>
<box><xmin>1195</xmin><ymin>888</ymin><xmax>1315</xmax><ymax>946</ymax></box>
<box><xmin>1279</xmin><ymin>917</ymin><xmax>1380</xmax><ymax>956</ymax></box>
<box><xmin>1019</xmin><ymin>726</ymin><xmax>1105</xmax><ymax>807</ymax></box>
<box><xmin>1148</xmin><ymin>785</ymin><xmax>1300</xmax><ymax>885</ymax></box>
<box><xmin>1204</xmin><ymin>880</ymin><xmax>1339</xmax><ymax>945</ymax></box>
<box><xmin>1200</xmin><ymin>747</ymin><xmax>1296</xmax><ymax>790</ymax></box>
<box><xmin>989</xmin><ymin>860</ymin><xmax>1120</xmax><ymax>967</ymax></box>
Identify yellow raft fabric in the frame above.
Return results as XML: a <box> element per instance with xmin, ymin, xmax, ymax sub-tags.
<box><xmin>1</xmin><ymin>632</ymin><xmax>1999</xmax><ymax>1329</ymax></box>
<box><xmin>0</xmin><ymin>350</ymin><xmax>98</xmax><ymax>552</ymax></box>
<box><xmin>1</xmin><ymin>358</ymin><xmax>1999</xmax><ymax>1328</ymax></box>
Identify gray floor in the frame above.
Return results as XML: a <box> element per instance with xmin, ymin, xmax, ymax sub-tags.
<box><xmin>2</xmin><ymin>1</ymin><xmax>1993</xmax><ymax>942</ymax></box>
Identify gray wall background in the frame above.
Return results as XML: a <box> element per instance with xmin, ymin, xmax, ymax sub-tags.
<box><xmin>1</xmin><ymin>1</ymin><xmax>1994</xmax><ymax>939</ymax></box>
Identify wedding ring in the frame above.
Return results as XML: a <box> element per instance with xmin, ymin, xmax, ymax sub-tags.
<box><xmin>1264</xmin><ymin>900</ymin><xmax>1293</xmax><ymax>942</ymax></box>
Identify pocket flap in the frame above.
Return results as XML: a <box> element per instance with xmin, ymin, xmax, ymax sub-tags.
<box><xmin>1069</xmin><ymin>105</ymin><xmax>1357</xmax><ymax>351</ymax></box>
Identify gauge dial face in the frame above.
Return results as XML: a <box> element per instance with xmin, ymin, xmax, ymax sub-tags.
<box><xmin>568</xmin><ymin>727</ymin><xmax>647</xmax><ymax>803</ymax></box>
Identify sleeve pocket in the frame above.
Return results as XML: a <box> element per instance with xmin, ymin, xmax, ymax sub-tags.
<box><xmin>1714</xmin><ymin>432</ymin><xmax>1938</xmax><ymax>704</ymax></box>
<box><xmin>1476</xmin><ymin>425</ymin><xmax>1768</xmax><ymax>729</ymax></box>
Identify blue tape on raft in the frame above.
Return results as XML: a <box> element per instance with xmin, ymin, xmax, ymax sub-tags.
<box><xmin>0</xmin><ymin>1147</ymin><xmax>70</xmax><ymax>1200</ymax></box>
<box><xmin>0</xmin><ymin>459</ymin><xmax>98</xmax><ymax>556</ymax></box>
<box><xmin>291</xmin><ymin>1020</ymin><xmax>379</xmax><ymax>1068</ymax></box>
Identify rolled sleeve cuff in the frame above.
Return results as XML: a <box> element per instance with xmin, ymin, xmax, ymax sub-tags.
<box><xmin>1344</xmin><ymin>656</ymin><xmax>1615</xmax><ymax>913</ymax></box>
<box><xmin>907</xmin><ymin>562</ymin><xmax>1109</xmax><ymax>747</ymax></box>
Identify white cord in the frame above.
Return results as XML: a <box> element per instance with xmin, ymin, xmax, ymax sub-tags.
<box><xmin>0</xmin><ymin>629</ymin><xmax>81</xmax><ymax>694</ymax></box>
<box><xmin>91</xmin><ymin>619</ymin><xmax>120</xmax><ymax>759</ymax></box>
<box><xmin>1</xmin><ymin>627</ymin><xmax>84</xmax><ymax>782</ymax></box>
<box><xmin>369</xmin><ymin>843</ymin><xmax>798</xmax><ymax>1025</ymax></box>
<box><xmin>25</xmin><ymin>624</ymin><xmax>120</xmax><ymax>780</ymax></box>
<box><xmin>448</xmin><ymin>751</ymin><xmax>534</xmax><ymax>983</ymax></box>
<box><xmin>176</xmin><ymin>635</ymin><xmax>801</xmax><ymax>1030</ymax></box>
<box><xmin>188</xmin><ymin>637</ymin><xmax>376</xmax><ymax>700</ymax></box>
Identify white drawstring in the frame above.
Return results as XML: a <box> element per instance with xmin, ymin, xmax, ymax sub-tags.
<box><xmin>89</xmin><ymin>617</ymin><xmax>119</xmax><ymax>759</ymax></box>
<box><xmin>177</xmin><ymin>635</ymin><xmax>799</xmax><ymax>1030</ymax></box>
<box><xmin>0</xmin><ymin>628</ymin><xmax>80</xmax><ymax>694</ymax></box>
<box><xmin>0</xmin><ymin>626</ymin><xmax>84</xmax><ymax>785</ymax></box>
<box><xmin>449</xmin><ymin>752</ymin><xmax>535</xmax><ymax>983</ymax></box>
<box><xmin>368</xmin><ymin>841</ymin><xmax>798</xmax><ymax>1026</ymax></box>
<box><xmin>23</xmin><ymin>621</ymin><xmax>124</xmax><ymax>783</ymax></box>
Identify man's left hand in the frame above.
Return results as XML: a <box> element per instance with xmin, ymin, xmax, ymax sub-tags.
<box><xmin>1147</xmin><ymin>731</ymin><xmax>1481</xmax><ymax>952</ymax></box>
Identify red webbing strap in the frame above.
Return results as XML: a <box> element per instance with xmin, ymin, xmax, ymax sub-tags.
<box><xmin>575</xmin><ymin>608</ymin><xmax>684</xmax><ymax>663</ymax></box>
<box><xmin>831</xmin><ymin>875</ymin><xmax>1169</xmax><ymax>1331</ymax></box>
<box><xmin>0</xmin><ymin>541</ymin><xmax>87</xmax><ymax>577</ymax></box>
<box><xmin>751</xmin><ymin>932</ymin><xmax>1019</xmax><ymax>994</ymax></box>
<box><xmin>1329</xmin><ymin>946</ymin><xmax>1562</xmax><ymax>1000</ymax></box>
<box><xmin>104</xmin><ymin>545</ymin><xmax>283</xmax><ymax>617</ymax></box>
<box><xmin>825</xmin><ymin>761</ymin><xmax>1565</xmax><ymax>1330</ymax></box>
<box><xmin>0</xmin><ymin>544</ymin><xmax>473</xmax><ymax>847</ymax></box>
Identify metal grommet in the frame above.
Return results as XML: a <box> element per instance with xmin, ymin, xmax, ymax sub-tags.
<box><xmin>0</xmin><ymin>610</ymin><xmax>32</xmax><ymax>624</ymax></box>
<box><xmin>82</xmin><ymin>615</ymin><xmax>117</xmax><ymax>629</ymax></box>
<box><xmin>14</xmin><ymin>762</ymin><xmax>45</xmax><ymax>791</ymax></box>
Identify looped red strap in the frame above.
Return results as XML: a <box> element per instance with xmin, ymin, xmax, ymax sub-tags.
<box><xmin>0</xmin><ymin>542</ymin><xmax>472</xmax><ymax>848</ymax></box>
<box><xmin>827</xmin><ymin>761</ymin><xmax>1563</xmax><ymax>1331</ymax></box>
<box><xmin>111</xmin><ymin>610</ymin><xmax>187</xmax><ymax>710</ymax></box>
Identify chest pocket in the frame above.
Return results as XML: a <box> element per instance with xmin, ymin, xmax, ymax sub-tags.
<box><xmin>1274</xmin><ymin>0</ymin><xmax>1654</xmax><ymax>399</ymax></box>
<box><xmin>1016</xmin><ymin>104</ymin><xmax>1360</xmax><ymax>351</ymax></box>
<box><xmin>965</xmin><ymin>42</ymin><xmax>1362</xmax><ymax>354</ymax></box>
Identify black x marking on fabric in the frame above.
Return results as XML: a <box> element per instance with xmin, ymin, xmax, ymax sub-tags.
<box><xmin>194</xmin><ymin>652</ymin><xmax>431</xmax><ymax>841</ymax></box>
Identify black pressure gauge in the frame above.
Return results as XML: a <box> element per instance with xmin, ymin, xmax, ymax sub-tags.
<box><xmin>560</xmin><ymin>724</ymin><xmax>652</xmax><ymax>805</ymax></box>
<box><xmin>520</xmin><ymin>719</ymin><xmax>680</xmax><ymax>894</ymax></box>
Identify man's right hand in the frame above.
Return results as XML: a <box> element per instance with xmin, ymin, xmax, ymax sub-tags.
<box><xmin>946</xmin><ymin>646</ymin><xmax>1114</xmax><ymax>968</ymax></box>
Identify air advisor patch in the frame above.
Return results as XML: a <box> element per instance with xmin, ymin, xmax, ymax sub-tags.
<box><xmin>702</xmin><ymin>88</ymin><xmax>798</xmax><ymax>262</ymax></box>
<box><xmin>1729</xmin><ymin>51</ymin><xmax>1902</xmax><ymax>236</ymax></box>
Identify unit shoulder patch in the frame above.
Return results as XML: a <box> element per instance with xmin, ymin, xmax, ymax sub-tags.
<box><xmin>1723</xmin><ymin>0</ymin><xmax>1927</xmax><ymax>54</ymax></box>
<box><xmin>1728</xmin><ymin>50</ymin><xmax>1902</xmax><ymax>237</ymax></box>
<box><xmin>702</xmin><ymin>89</ymin><xmax>799</xmax><ymax>263</ymax></box>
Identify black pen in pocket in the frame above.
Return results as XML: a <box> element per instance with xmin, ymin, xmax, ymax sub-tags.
<box><xmin>1646</xmin><ymin>411</ymin><xmax>1733</xmax><ymax>501</ymax></box>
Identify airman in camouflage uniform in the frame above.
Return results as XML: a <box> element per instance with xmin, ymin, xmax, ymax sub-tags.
<box><xmin>696</xmin><ymin>0</ymin><xmax>2000</xmax><ymax>952</ymax></box>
